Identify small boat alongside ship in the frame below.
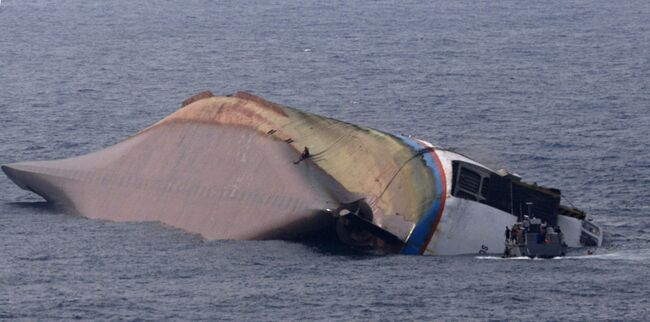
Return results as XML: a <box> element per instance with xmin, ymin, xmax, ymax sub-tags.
<box><xmin>503</xmin><ymin>216</ymin><xmax>567</xmax><ymax>258</ymax></box>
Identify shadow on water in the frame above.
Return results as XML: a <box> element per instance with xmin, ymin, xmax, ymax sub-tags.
<box><xmin>293</xmin><ymin>229</ymin><xmax>387</xmax><ymax>260</ymax></box>
<box><xmin>6</xmin><ymin>201</ymin><xmax>57</xmax><ymax>213</ymax></box>
<box><xmin>300</xmin><ymin>234</ymin><xmax>387</xmax><ymax>259</ymax></box>
<box><xmin>307</xmin><ymin>243</ymin><xmax>383</xmax><ymax>259</ymax></box>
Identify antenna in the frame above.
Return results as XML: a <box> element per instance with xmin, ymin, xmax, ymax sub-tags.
<box><xmin>561</xmin><ymin>193</ymin><xmax>579</xmax><ymax>209</ymax></box>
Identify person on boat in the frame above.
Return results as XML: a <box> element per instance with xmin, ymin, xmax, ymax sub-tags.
<box><xmin>523</xmin><ymin>216</ymin><xmax>530</xmax><ymax>232</ymax></box>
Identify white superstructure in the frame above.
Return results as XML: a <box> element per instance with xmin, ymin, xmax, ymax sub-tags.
<box><xmin>421</xmin><ymin>145</ymin><xmax>602</xmax><ymax>255</ymax></box>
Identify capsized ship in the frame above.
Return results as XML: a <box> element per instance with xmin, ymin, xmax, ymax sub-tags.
<box><xmin>2</xmin><ymin>91</ymin><xmax>603</xmax><ymax>255</ymax></box>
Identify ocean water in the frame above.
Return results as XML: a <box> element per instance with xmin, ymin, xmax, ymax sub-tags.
<box><xmin>1</xmin><ymin>0</ymin><xmax>649</xmax><ymax>320</ymax></box>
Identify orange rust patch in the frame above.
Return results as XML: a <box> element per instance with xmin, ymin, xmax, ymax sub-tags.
<box><xmin>154</xmin><ymin>98</ymin><xmax>278</xmax><ymax>134</ymax></box>
<box><xmin>181</xmin><ymin>91</ymin><xmax>215</xmax><ymax>107</ymax></box>
<box><xmin>131</xmin><ymin>94</ymin><xmax>295</xmax><ymax>147</ymax></box>
<box><xmin>234</xmin><ymin>91</ymin><xmax>288</xmax><ymax>117</ymax></box>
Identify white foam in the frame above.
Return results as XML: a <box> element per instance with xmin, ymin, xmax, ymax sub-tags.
<box><xmin>475</xmin><ymin>255</ymin><xmax>540</xmax><ymax>260</ymax></box>
<box><xmin>559</xmin><ymin>249</ymin><xmax>650</xmax><ymax>262</ymax></box>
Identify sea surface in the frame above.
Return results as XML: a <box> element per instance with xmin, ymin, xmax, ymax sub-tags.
<box><xmin>1</xmin><ymin>0</ymin><xmax>649</xmax><ymax>320</ymax></box>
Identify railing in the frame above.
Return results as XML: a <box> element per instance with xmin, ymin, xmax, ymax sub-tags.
<box><xmin>580</xmin><ymin>220</ymin><xmax>602</xmax><ymax>247</ymax></box>
<box><xmin>582</xmin><ymin>220</ymin><xmax>600</xmax><ymax>235</ymax></box>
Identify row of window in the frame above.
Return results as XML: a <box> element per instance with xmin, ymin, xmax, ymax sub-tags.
<box><xmin>453</xmin><ymin>162</ymin><xmax>490</xmax><ymax>202</ymax></box>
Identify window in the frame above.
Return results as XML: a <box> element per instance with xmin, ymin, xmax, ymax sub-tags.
<box><xmin>452</xmin><ymin>161</ymin><xmax>492</xmax><ymax>203</ymax></box>
<box><xmin>458</xmin><ymin>168</ymin><xmax>481</xmax><ymax>193</ymax></box>
<box><xmin>480</xmin><ymin>178</ymin><xmax>490</xmax><ymax>199</ymax></box>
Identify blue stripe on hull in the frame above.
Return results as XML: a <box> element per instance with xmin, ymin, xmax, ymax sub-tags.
<box><xmin>395</xmin><ymin>135</ymin><xmax>445</xmax><ymax>255</ymax></box>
